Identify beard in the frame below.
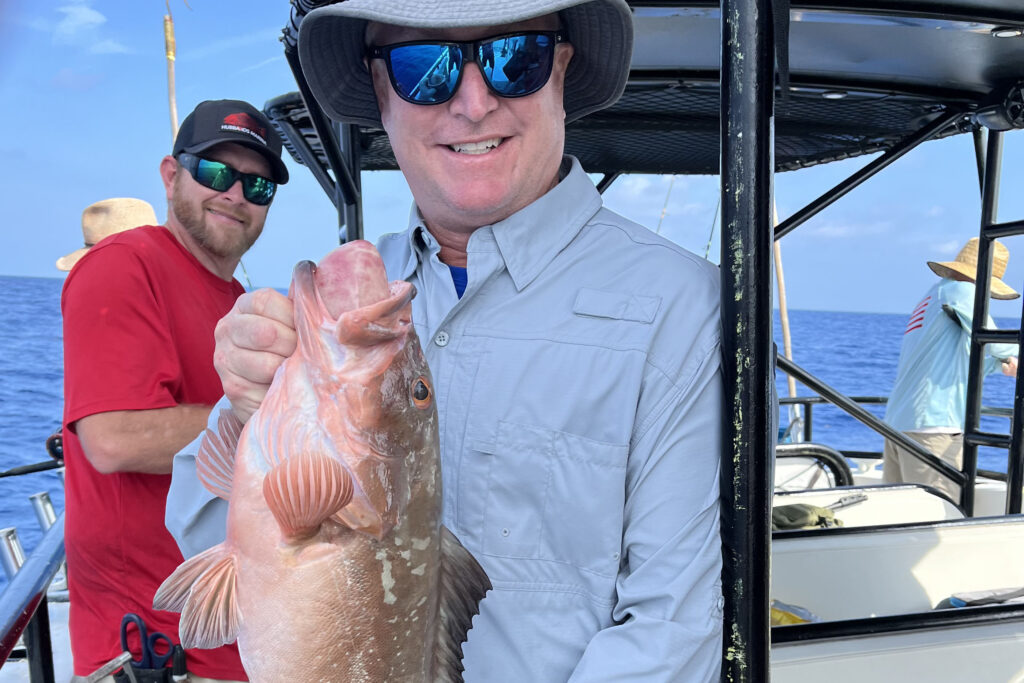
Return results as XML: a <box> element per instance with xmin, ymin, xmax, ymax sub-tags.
<box><xmin>171</xmin><ymin>175</ymin><xmax>264</xmax><ymax>261</ymax></box>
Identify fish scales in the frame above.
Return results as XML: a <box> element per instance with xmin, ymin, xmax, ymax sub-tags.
<box><xmin>155</xmin><ymin>240</ymin><xmax>490</xmax><ymax>682</ymax></box>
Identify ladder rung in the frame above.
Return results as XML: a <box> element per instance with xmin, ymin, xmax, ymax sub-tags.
<box><xmin>983</xmin><ymin>219</ymin><xmax>1024</xmax><ymax>240</ymax></box>
<box><xmin>975</xmin><ymin>328</ymin><xmax>1019</xmax><ymax>345</ymax></box>
<box><xmin>965</xmin><ymin>431</ymin><xmax>1011</xmax><ymax>449</ymax></box>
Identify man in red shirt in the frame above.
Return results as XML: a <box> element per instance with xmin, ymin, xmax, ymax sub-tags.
<box><xmin>61</xmin><ymin>99</ymin><xmax>288</xmax><ymax>681</ymax></box>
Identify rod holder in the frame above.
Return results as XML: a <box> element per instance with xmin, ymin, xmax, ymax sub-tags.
<box><xmin>0</xmin><ymin>527</ymin><xmax>27</xmax><ymax>579</ymax></box>
<box><xmin>29</xmin><ymin>493</ymin><xmax>68</xmax><ymax>593</ymax></box>
<box><xmin>29</xmin><ymin>493</ymin><xmax>57</xmax><ymax>531</ymax></box>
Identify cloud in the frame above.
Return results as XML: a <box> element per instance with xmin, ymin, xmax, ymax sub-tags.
<box><xmin>47</xmin><ymin>2</ymin><xmax>130</xmax><ymax>55</ymax></box>
<box><xmin>90</xmin><ymin>39</ymin><xmax>129</xmax><ymax>55</ymax></box>
<box><xmin>238</xmin><ymin>55</ymin><xmax>286</xmax><ymax>74</ymax></box>
<box><xmin>180</xmin><ymin>29</ymin><xmax>282</xmax><ymax>60</ymax></box>
<box><xmin>933</xmin><ymin>239</ymin><xmax>961</xmax><ymax>256</ymax></box>
<box><xmin>807</xmin><ymin>220</ymin><xmax>892</xmax><ymax>239</ymax></box>
<box><xmin>54</xmin><ymin>4</ymin><xmax>105</xmax><ymax>43</ymax></box>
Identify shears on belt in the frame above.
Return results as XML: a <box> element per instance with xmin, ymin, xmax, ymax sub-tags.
<box><xmin>119</xmin><ymin>613</ymin><xmax>174</xmax><ymax>669</ymax></box>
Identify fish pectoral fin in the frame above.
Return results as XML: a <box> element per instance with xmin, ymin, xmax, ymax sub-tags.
<box><xmin>264</xmin><ymin>452</ymin><xmax>354</xmax><ymax>541</ymax></box>
<box><xmin>196</xmin><ymin>409</ymin><xmax>244</xmax><ymax>500</ymax></box>
<box><xmin>433</xmin><ymin>526</ymin><xmax>492</xmax><ymax>683</ymax></box>
<box><xmin>153</xmin><ymin>544</ymin><xmax>241</xmax><ymax>649</ymax></box>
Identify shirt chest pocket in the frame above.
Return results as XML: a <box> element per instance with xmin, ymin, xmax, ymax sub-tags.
<box><xmin>460</xmin><ymin>419</ymin><xmax>627</xmax><ymax>578</ymax></box>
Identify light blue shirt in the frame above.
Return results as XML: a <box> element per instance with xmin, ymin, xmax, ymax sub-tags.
<box><xmin>885</xmin><ymin>278</ymin><xmax>1017</xmax><ymax>431</ymax></box>
<box><xmin>167</xmin><ymin>157</ymin><xmax>723</xmax><ymax>682</ymax></box>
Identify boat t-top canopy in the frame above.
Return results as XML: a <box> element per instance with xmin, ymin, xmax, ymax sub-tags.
<box><xmin>267</xmin><ymin>0</ymin><xmax>1024</xmax><ymax>192</ymax></box>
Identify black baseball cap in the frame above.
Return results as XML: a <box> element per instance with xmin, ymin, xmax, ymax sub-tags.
<box><xmin>173</xmin><ymin>99</ymin><xmax>289</xmax><ymax>184</ymax></box>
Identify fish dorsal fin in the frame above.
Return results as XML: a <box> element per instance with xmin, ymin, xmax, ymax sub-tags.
<box><xmin>433</xmin><ymin>526</ymin><xmax>492</xmax><ymax>683</ymax></box>
<box><xmin>196</xmin><ymin>409</ymin><xmax>243</xmax><ymax>500</ymax></box>
<box><xmin>263</xmin><ymin>452</ymin><xmax>354</xmax><ymax>541</ymax></box>
<box><xmin>153</xmin><ymin>544</ymin><xmax>240</xmax><ymax>649</ymax></box>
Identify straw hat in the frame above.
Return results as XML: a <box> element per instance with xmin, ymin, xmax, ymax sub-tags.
<box><xmin>927</xmin><ymin>237</ymin><xmax>1020</xmax><ymax>300</ymax></box>
<box><xmin>56</xmin><ymin>198</ymin><xmax>158</xmax><ymax>272</ymax></box>
<box><xmin>297</xmin><ymin>0</ymin><xmax>633</xmax><ymax>128</ymax></box>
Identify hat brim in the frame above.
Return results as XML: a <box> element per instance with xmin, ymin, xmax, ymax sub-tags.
<box><xmin>927</xmin><ymin>260</ymin><xmax>1020</xmax><ymax>300</ymax></box>
<box><xmin>297</xmin><ymin>0</ymin><xmax>633</xmax><ymax>128</ymax></box>
<box><xmin>56</xmin><ymin>248</ymin><xmax>88</xmax><ymax>272</ymax></box>
<box><xmin>182</xmin><ymin>138</ymin><xmax>290</xmax><ymax>185</ymax></box>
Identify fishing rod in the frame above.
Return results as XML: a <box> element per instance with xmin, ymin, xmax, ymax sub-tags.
<box><xmin>0</xmin><ymin>461</ymin><xmax>62</xmax><ymax>479</ymax></box>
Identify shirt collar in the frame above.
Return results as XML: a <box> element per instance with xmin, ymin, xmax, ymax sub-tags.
<box><xmin>397</xmin><ymin>156</ymin><xmax>602</xmax><ymax>290</ymax></box>
<box><xmin>489</xmin><ymin>156</ymin><xmax>602</xmax><ymax>291</ymax></box>
<box><xmin>397</xmin><ymin>204</ymin><xmax>436</xmax><ymax>281</ymax></box>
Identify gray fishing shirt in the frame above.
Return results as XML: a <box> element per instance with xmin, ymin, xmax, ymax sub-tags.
<box><xmin>167</xmin><ymin>156</ymin><xmax>724</xmax><ymax>682</ymax></box>
<box><xmin>885</xmin><ymin>278</ymin><xmax>1018</xmax><ymax>431</ymax></box>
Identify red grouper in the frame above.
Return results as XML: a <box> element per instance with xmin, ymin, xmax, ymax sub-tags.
<box><xmin>155</xmin><ymin>240</ymin><xmax>491</xmax><ymax>682</ymax></box>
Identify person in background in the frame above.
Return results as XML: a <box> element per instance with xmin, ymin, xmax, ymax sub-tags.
<box><xmin>62</xmin><ymin>99</ymin><xmax>288</xmax><ymax>682</ymax></box>
<box><xmin>884</xmin><ymin>237</ymin><xmax>1019</xmax><ymax>501</ymax></box>
<box><xmin>48</xmin><ymin>198</ymin><xmax>161</xmax><ymax>463</ymax></box>
<box><xmin>167</xmin><ymin>2</ymin><xmax>724</xmax><ymax>681</ymax></box>
<box><xmin>56</xmin><ymin>198</ymin><xmax>159</xmax><ymax>272</ymax></box>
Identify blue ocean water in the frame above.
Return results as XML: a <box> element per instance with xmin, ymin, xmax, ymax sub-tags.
<box><xmin>0</xmin><ymin>276</ymin><xmax>1019</xmax><ymax>581</ymax></box>
<box><xmin>773</xmin><ymin>308</ymin><xmax>1018</xmax><ymax>464</ymax></box>
<box><xmin>0</xmin><ymin>275</ymin><xmax>66</xmax><ymax>589</ymax></box>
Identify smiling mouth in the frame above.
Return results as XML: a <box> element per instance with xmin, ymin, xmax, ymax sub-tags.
<box><xmin>448</xmin><ymin>137</ymin><xmax>503</xmax><ymax>155</ymax></box>
<box><xmin>208</xmin><ymin>208</ymin><xmax>244</xmax><ymax>223</ymax></box>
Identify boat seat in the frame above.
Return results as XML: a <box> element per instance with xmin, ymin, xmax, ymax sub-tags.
<box><xmin>773</xmin><ymin>484</ymin><xmax>963</xmax><ymax>529</ymax></box>
<box><xmin>771</xmin><ymin>516</ymin><xmax>1024</xmax><ymax>622</ymax></box>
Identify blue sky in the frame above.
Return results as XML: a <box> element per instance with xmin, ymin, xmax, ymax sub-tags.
<box><xmin>2</xmin><ymin>1</ymin><xmax>1024</xmax><ymax>318</ymax></box>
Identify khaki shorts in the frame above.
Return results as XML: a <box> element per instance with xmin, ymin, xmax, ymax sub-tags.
<box><xmin>883</xmin><ymin>431</ymin><xmax>963</xmax><ymax>502</ymax></box>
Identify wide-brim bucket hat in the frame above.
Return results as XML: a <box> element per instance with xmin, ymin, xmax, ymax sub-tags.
<box><xmin>56</xmin><ymin>197</ymin><xmax>158</xmax><ymax>272</ymax></box>
<box><xmin>297</xmin><ymin>0</ymin><xmax>633</xmax><ymax>129</ymax></box>
<box><xmin>927</xmin><ymin>237</ymin><xmax>1020</xmax><ymax>300</ymax></box>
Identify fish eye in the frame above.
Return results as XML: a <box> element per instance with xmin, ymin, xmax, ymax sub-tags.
<box><xmin>412</xmin><ymin>376</ymin><xmax>432</xmax><ymax>408</ymax></box>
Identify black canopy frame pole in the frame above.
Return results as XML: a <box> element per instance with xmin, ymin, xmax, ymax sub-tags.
<box><xmin>283</xmin><ymin>47</ymin><xmax>363</xmax><ymax>243</ymax></box>
<box><xmin>719</xmin><ymin>0</ymin><xmax>775</xmax><ymax>680</ymax></box>
<box><xmin>774</xmin><ymin>110</ymin><xmax>963</xmax><ymax>241</ymax></box>
<box><xmin>335</xmin><ymin>120</ymin><xmax>365</xmax><ymax>243</ymax></box>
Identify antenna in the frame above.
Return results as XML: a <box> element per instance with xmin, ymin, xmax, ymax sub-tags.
<box><xmin>163</xmin><ymin>1</ymin><xmax>191</xmax><ymax>141</ymax></box>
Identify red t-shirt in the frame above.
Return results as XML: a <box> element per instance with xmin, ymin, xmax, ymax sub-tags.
<box><xmin>62</xmin><ymin>225</ymin><xmax>247</xmax><ymax>680</ymax></box>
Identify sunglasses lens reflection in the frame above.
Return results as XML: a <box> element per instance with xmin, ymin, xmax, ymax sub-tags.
<box><xmin>386</xmin><ymin>32</ymin><xmax>558</xmax><ymax>105</ymax></box>
<box><xmin>389</xmin><ymin>44</ymin><xmax>463</xmax><ymax>103</ymax></box>
<box><xmin>479</xmin><ymin>34</ymin><xmax>555</xmax><ymax>97</ymax></box>
<box><xmin>242</xmin><ymin>176</ymin><xmax>276</xmax><ymax>205</ymax></box>
<box><xmin>180</xmin><ymin>155</ymin><xmax>276</xmax><ymax>206</ymax></box>
<box><xmin>195</xmin><ymin>161</ymin><xmax>235</xmax><ymax>192</ymax></box>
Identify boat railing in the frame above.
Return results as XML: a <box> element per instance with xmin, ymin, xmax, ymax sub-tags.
<box><xmin>778</xmin><ymin>395</ymin><xmax>1012</xmax><ymax>455</ymax></box>
<box><xmin>777</xmin><ymin>356</ymin><xmax>1016</xmax><ymax>510</ymax></box>
<box><xmin>775</xmin><ymin>442</ymin><xmax>855</xmax><ymax>487</ymax></box>
<box><xmin>0</xmin><ymin>513</ymin><xmax>64</xmax><ymax>682</ymax></box>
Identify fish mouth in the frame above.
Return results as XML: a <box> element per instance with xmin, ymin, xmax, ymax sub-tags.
<box><xmin>291</xmin><ymin>240</ymin><xmax>390</xmax><ymax>324</ymax></box>
<box><xmin>291</xmin><ymin>243</ymin><xmax>416</xmax><ymax>349</ymax></box>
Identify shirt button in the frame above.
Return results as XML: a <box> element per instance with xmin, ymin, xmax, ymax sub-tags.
<box><xmin>434</xmin><ymin>330</ymin><xmax>450</xmax><ymax>347</ymax></box>
<box><xmin>500</xmin><ymin>528</ymin><xmax>510</xmax><ymax>537</ymax></box>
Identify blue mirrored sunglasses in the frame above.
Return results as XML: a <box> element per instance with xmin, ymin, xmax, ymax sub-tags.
<box><xmin>176</xmin><ymin>153</ymin><xmax>276</xmax><ymax>206</ymax></box>
<box><xmin>368</xmin><ymin>31</ymin><xmax>567</xmax><ymax>105</ymax></box>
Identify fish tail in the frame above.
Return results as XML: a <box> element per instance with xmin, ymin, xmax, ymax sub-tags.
<box><xmin>154</xmin><ymin>544</ymin><xmax>241</xmax><ymax>649</ymax></box>
<box><xmin>263</xmin><ymin>451</ymin><xmax>354</xmax><ymax>541</ymax></box>
<box><xmin>433</xmin><ymin>526</ymin><xmax>492</xmax><ymax>683</ymax></box>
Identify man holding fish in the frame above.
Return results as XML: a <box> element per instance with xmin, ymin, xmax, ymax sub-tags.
<box><xmin>167</xmin><ymin>1</ymin><xmax>724</xmax><ymax>680</ymax></box>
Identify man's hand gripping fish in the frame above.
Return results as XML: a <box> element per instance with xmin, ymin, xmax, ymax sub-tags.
<box><xmin>155</xmin><ymin>240</ymin><xmax>491</xmax><ymax>682</ymax></box>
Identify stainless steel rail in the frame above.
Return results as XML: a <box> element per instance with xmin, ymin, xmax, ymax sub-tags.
<box><xmin>0</xmin><ymin>514</ymin><xmax>65</xmax><ymax>681</ymax></box>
